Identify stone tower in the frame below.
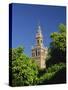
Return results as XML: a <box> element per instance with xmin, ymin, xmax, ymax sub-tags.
<box><xmin>32</xmin><ymin>24</ymin><xmax>48</xmax><ymax>69</ymax></box>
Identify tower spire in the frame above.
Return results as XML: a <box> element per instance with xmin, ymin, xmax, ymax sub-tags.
<box><xmin>36</xmin><ymin>23</ymin><xmax>43</xmax><ymax>47</ymax></box>
<box><xmin>37</xmin><ymin>21</ymin><xmax>42</xmax><ymax>33</ymax></box>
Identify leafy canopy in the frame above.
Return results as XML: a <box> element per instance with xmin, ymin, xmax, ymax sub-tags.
<box><xmin>9</xmin><ymin>47</ymin><xmax>38</xmax><ymax>86</ymax></box>
<box><xmin>46</xmin><ymin>24</ymin><xmax>66</xmax><ymax>67</ymax></box>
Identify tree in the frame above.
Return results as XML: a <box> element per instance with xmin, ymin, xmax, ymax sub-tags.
<box><xmin>46</xmin><ymin>24</ymin><xmax>66</xmax><ymax>67</ymax></box>
<box><xmin>9</xmin><ymin>47</ymin><xmax>38</xmax><ymax>86</ymax></box>
<box><xmin>38</xmin><ymin>63</ymin><xmax>66</xmax><ymax>85</ymax></box>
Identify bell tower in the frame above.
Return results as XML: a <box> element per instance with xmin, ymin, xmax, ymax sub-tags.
<box><xmin>36</xmin><ymin>25</ymin><xmax>43</xmax><ymax>47</ymax></box>
<box><xmin>32</xmin><ymin>24</ymin><xmax>47</xmax><ymax>69</ymax></box>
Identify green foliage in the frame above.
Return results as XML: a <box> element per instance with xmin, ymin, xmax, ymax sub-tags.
<box><xmin>9</xmin><ymin>47</ymin><xmax>38</xmax><ymax>86</ymax></box>
<box><xmin>59</xmin><ymin>24</ymin><xmax>66</xmax><ymax>33</ymax></box>
<box><xmin>47</xmin><ymin>63</ymin><xmax>65</xmax><ymax>73</ymax></box>
<box><xmin>45</xmin><ymin>24</ymin><xmax>66</xmax><ymax>84</ymax></box>
<box><xmin>38</xmin><ymin>63</ymin><xmax>66</xmax><ymax>84</ymax></box>
<box><xmin>50</xmin><ymin>24</ymin><xmax>66</xmax><ymax>52</ymax></box>
<box><xmin>46</xmin><ymin>24</ymin><xmax>66</xmax><ymax>67</ymax></box>
<box><xmin>38</xmin><ymin>72</ymin><xmax>55</xmax><ymax>84</ymax></box>
<box><xmin>12</xmin><ymin>46</ymin><xmax>24</xmax><ymax>60</ymax></box>
<box><xmin>50</xmin><ymin>23</ymin><xmax>66</xmax><ymax>53</ymax></box>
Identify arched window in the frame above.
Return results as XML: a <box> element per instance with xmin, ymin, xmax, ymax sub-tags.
<box><xmin>36</xmin><ymin>49</ymin><xmax>37</xmax><ymax>56</ymax></box>
<box><xmin>37</xmin><ymin>40</ymin><xmax>39</xmax><ymax>44</ymax></box>
<box><xmin>41</xmin><ymin>40</ymin><xmax>42</xmax><ymax>43</ymax></box>
<box><xmin>38</xmin><ymin>51</ymin><xmax>40</xmax><ymax>56</ymax></box>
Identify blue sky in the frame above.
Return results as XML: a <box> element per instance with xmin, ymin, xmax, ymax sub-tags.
<box><xmin>12</xmin><ymin>3</ymin><xmax>66</xmax><ymax>56</ymax></box>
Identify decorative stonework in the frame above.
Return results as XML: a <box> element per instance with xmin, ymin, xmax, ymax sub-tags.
<box><xmin>31</xmin><ymin>24</ymin><xmax>48</xmax><ymax>69</ymax></box>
